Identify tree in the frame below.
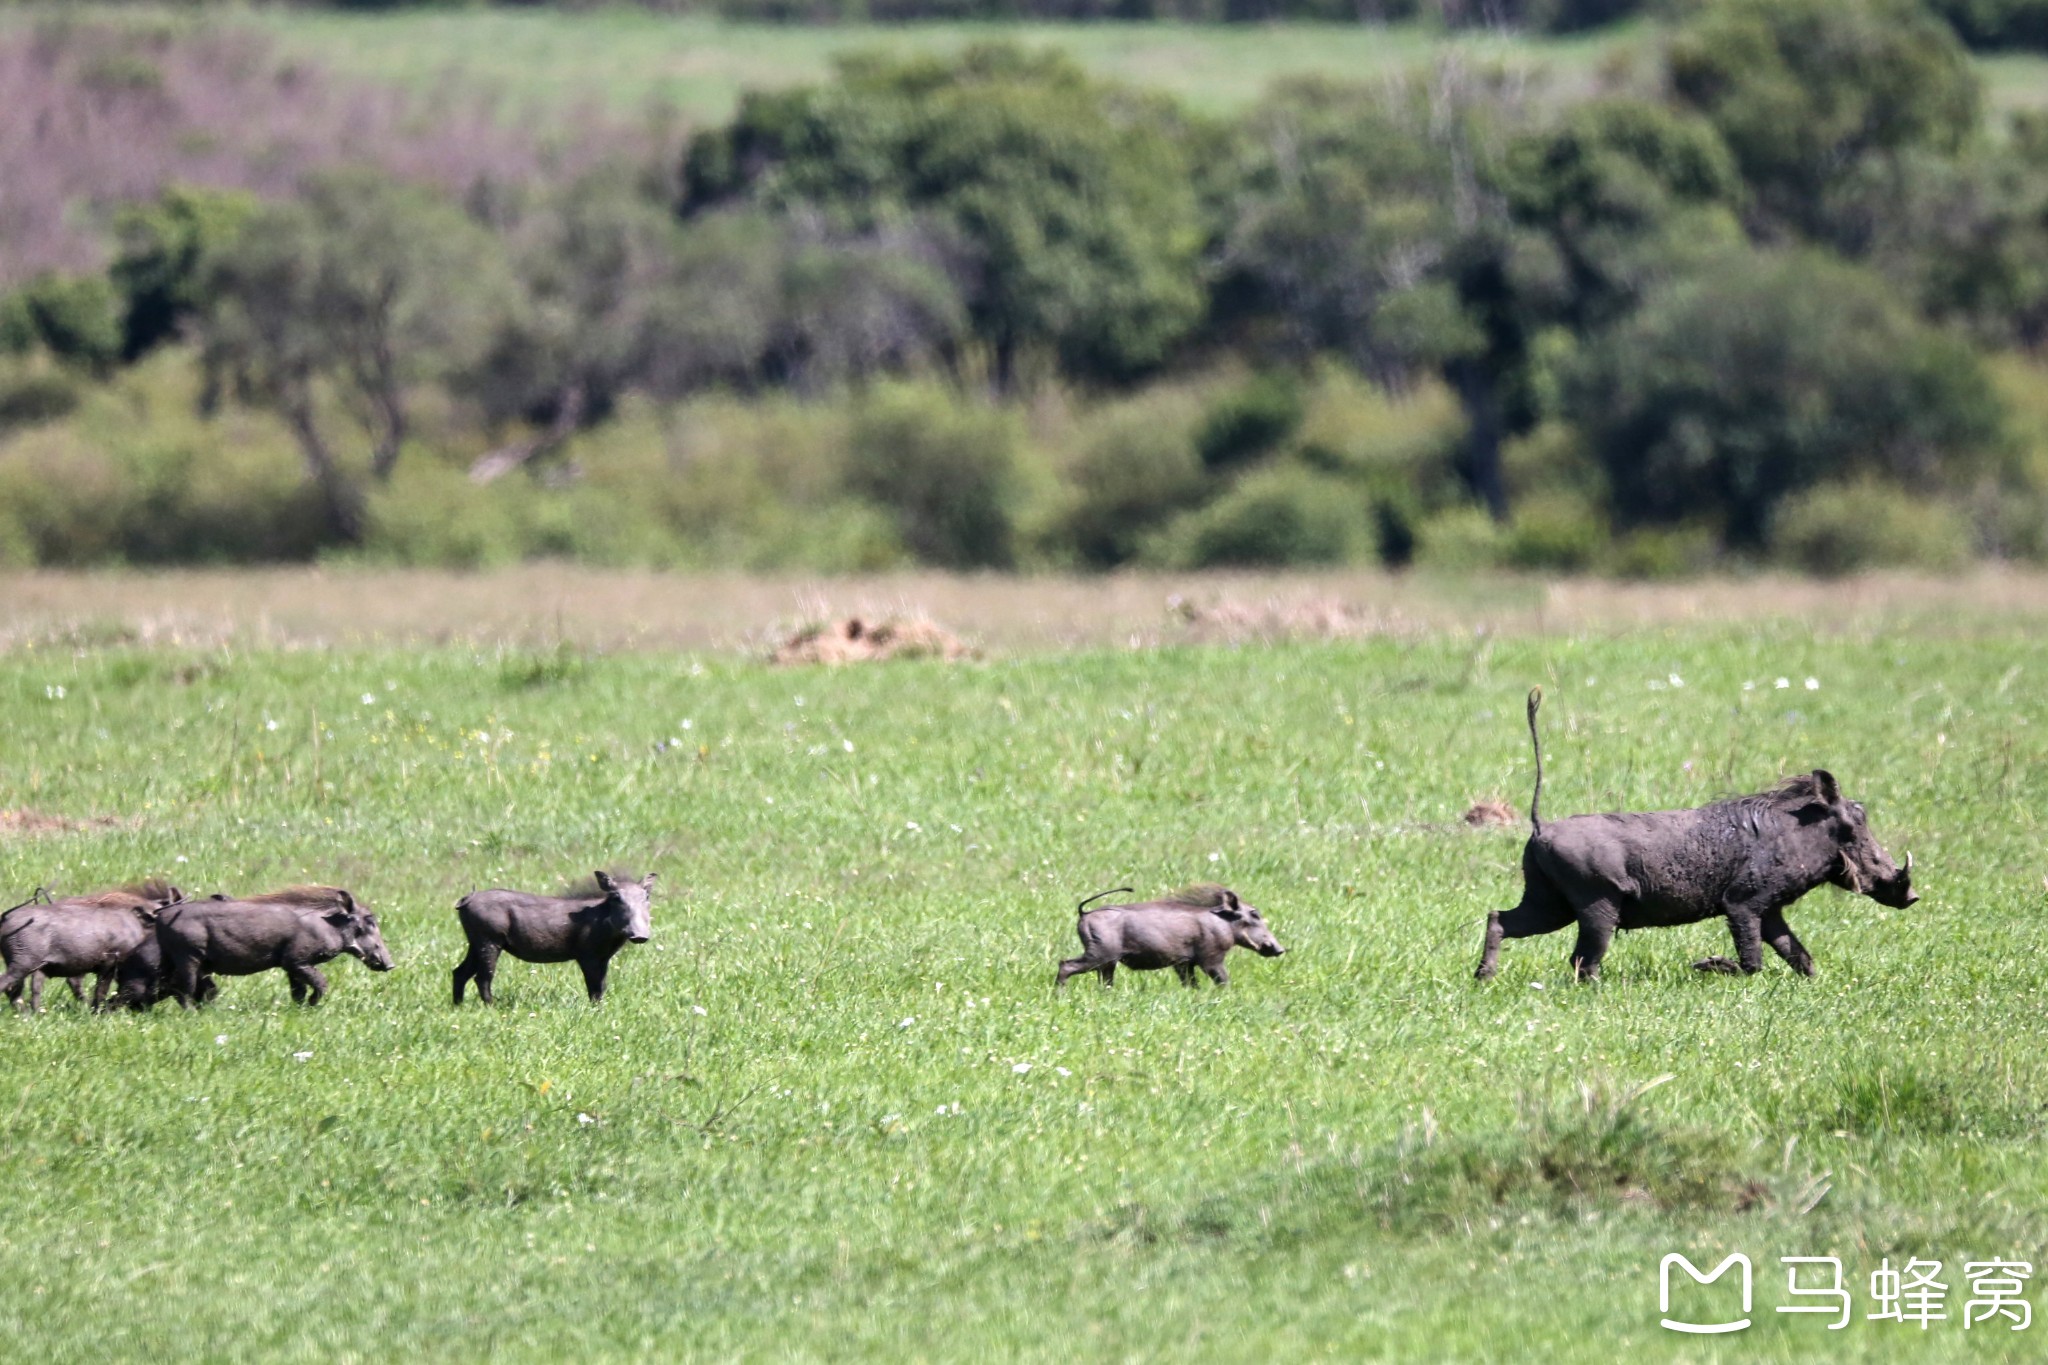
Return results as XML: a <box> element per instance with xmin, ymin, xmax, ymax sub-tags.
<box><xmin>198</xmin><ymin>171</ymin><xmax>511</xmax><ymax>540</ymax></box>
<box><xmin>1213</xmin><ymin>77</ymin><xmax>1482</xmax><ymax>385</ymax></box>
<box><xmin>1668</xmin><ymin>0</ymin><xmax>1982</xmax><ymax>250</ymax></box>
<box><xmin>683</xmin><ymin>45</ymin><xmax>1205</xmax><ymax>388</ymax></box>
<box><xmin>109</xmin><ymin>185</ymin><xmax>257</xmax><ymax>363</ymax></box>
<box><xmin>1568</xmin><ymin>247</ymin><xmax>2007</xmax><ymax>548</ymax></box>
<box><xmin>463</xmin><ymin>177</ymin><xmax>699</xmax><ymax>484</ymax></box>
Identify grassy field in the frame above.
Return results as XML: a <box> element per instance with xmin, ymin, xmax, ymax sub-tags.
<box><xmin>1</xmin><ymin>575</ymin><xmax>2046</xmax><ymax>1358</ymax></box>
<box><xmin>228</xmin><ymin>10</ymin><xmax>2048</xmax><ymax>124</ymax></box>
<box><xmin>244</xmin><ymin>11</ymin><xmax>1634</xmax><ymax>123</ymax></box>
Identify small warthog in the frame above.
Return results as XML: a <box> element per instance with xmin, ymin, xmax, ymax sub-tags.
<box><xmin>1055</xmin><ymin>884</ymin><xmax>1286</xmax><ymax>990</ymax></box>
<box><xmin>1476</xmin><ymin>689</ymin><xmax>1918</xmax><ymax>983</ymax></box>
<box><xmin>452</xmin><ymin>871</ymin><xmax>655</xmax><ymax>1005</ymax></box>
<box><xmin>157</xmin><ymin>886</ymin><xmax>393</xmax><ymax>1006</ymax></box>
<box><xmin>0</xmin><ymin>882</ymin><xmax>184</xmax><ymax>1012</ymax></box>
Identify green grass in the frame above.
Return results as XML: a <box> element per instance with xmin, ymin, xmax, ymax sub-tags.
<box><xmin>214</xmin><ymin>10</ymin><xmax>2048</xmax><ymax>126</ymax></box>
<box><xmin>2</xmin><ymin>625</ymin><xmax>2047</xmax><ymax>1358</ymax></box>
<box><xmin>240</xmin><ymin>11</ymin><xmax>1633</xmax><ymax>123</ymax></box>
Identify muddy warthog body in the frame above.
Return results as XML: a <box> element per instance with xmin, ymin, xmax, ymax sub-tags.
<box><xmin>453</xmin><ymin>871</ymin><xmax>655</xmax><ymax>1005</ymax></box>
<box><xmin>1055</xmin><ymin>885</ymin><xmax>1285</xmax><ymax>990</ymax></box>
<box><xmin>1476</xmin><ymin>689</ymin><xmax>1917</xmax><ymax>982</ymax></box>
<box><xmin>157</xmin><ymin>887</ymin><xmax>392</xmax><ymax>1006</ymax></box>
<box><xmin>0</xmin><ymin>883</ymin><xmax>184</xmax><ymax>1011</ymax></box>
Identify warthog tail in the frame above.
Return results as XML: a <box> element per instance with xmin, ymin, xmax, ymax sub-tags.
<box><xmin>0</xmin><ymin>886</ymin><xmax>52</xmax><ymax>919</ymax></box>
<box><xmin>1526</xmin><ymin>686</ymin><xmax>1545</xmax><ymax>836</ymax></box>
<box><xmin>1076</xmin><ymin>886</ymin><xmax>1133</xmax><ymax>915</ymax></box>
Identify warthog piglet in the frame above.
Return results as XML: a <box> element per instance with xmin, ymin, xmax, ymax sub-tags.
<box><xmin>1056</xmin><ymin>884</ymin><xmax>1285</xmax><ymax>990</ymax></box>
<box><xmin>453</xmin><ymin>870</ymin><xmax>655</xmax><ymax>1006</ymax></box>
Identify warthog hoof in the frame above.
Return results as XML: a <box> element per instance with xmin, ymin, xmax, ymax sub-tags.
<box><xmin>1691</xmin><ymin>955</ymin><xmax>1743</xmax><ymax>975</ymax></box>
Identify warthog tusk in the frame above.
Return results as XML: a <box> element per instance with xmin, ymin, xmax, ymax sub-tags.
<box><xmin>1904</xmin><ymin>851</ymin><xmax>1913</xmax><ymax>875</ymax></box>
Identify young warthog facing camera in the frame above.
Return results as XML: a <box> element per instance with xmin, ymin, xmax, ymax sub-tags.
<box><xmin>157</xmin><ymin>887</ymin><xmax>393</xmax><ymax>1006</ymax></box>
<box><xmin>0</xmin><ymin>882</ymin><xmax>184</xmax><ymax>1012</ymax></box>
<box><xmin>1055</xmin><ymin>885</ymin><xmax>1285</xmax><ymax>990</ymax></box>
<box><xmin>452</xmin><ymin>871</ymin><xmax>655</xmax><ymax>1005</ymax></box>
<box><xmin>1476</xmin><ymin>689</ymin><xmax>1917</xmax><ymax>983</ymax></box>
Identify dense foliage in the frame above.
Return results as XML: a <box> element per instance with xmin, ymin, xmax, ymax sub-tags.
<box><xmin>7</xmin><ymin>3</ymin><xmax>2048</xmax><ymax>573</ymax></box>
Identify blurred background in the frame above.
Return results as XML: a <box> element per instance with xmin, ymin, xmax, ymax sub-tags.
<box><xmin>5</xmin><ymin>0</ymin><xmax>2048</xmax><ymax>582</ymax></box>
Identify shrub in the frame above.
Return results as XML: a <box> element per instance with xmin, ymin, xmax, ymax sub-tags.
<box><xmin>1601</xmin><ymin>526</ymin><xmax>1718</xmax><ymax>579</ymax></box>
<box><xmin>1501</xmin><ymin>491</ymin><xmax>1605</xmax><ymax>571</ymax></box>
<box><xmin>1413</xmin><ymin>506</ymin><xmax>1507</xmax><ymax>572</ymax></box>
<box><xmin>1051</xmin><ymin>389</ymin><xmax>1208</xmax><ymax>567</ymax></box>
<box><xmin>1570</xmin><ymin>247</ymin><xmax>2008</xmax><ymax>549</ymax></box>
<box><xmin>1769</xmin><ymin>479</ymin><xmax>1973</xmax><ymax>575</ymax></box>
<box><xmin>1196</xmin><ymin>372</ymin><xmax>1305</xmax><ymax>473</ymax></box>
<box><xmin>0</xmin><ymin>371</ymin><xmax>82</xmax><ymax>433</ymax></box>
<box><xmin>1150</xmin><ymin>464</ymin><xmax>1367</xmax><ymax>568</ymax></box>
<box><xmin>0</xmin><ymin>274</ymin><xmax>123</xmax><ymax>374</ymax></box>
<box><xmin>844</xmin><ymin>383</ymin><xmax>1023</xmax><ymax>569</ymax></box>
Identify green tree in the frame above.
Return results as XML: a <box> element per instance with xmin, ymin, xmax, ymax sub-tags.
<box><xmin>0</xmin><ymin>274</ymin><xmax>122</xmax><ymax>375</ymax></box>
<box><xmin>1668</xmin><ymin>0</ymin><xmax>1981</xmax><ymax>249</ymax></box>
<box><xmin>109</xmin><ymin>185</ymin><xmax>258</xmax><ymax>363</ymax></box>
<box><xmin>683</xmin><ymin>45</ymin><xmax>1205</xmax><ymax>387</ymax></box>
<box><xmin>198</xmin><ymin>171</ymin><xmax>512</xmax><ymax>541</ymax></box>
<box><xmin>1568</xmin><ymin>247</ymin><xmax>2006</xmax><ymax>548</ymax></box>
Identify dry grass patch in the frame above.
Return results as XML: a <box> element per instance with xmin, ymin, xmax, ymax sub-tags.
<box><xmin>769</xmin><ymin>614</ymin><xmax>976</xmax><ymax>666</ymax></box>
<box><xmin>0</xmin><ymin>808</ymin><xmax>126</xmax><ymax>837</ymax></box>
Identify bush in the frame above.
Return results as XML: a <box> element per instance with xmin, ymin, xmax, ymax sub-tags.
<box><xmin>0</xmin><ymin>371</ymin><xmax>81</xmax><ymax>433</ymax></box>
<box><xmin>1196</xmin><ymin>372</ymin><xmax>1305</xmax><ymax>473</ymax></box>
<box><xmin>1413</xmin><ymin>506</ymin><xmax>1507</xmax><ymax>572</ymax></box>
<box><xmin>1150</xmin><ymin>464</ymin><xmax>1367</xmax><ymax>568</ymax></box>
<box><xmin>844</xmin><ymin>383</ymin><xmax>1023</xmax><ymax>569</ymax></box>
<box><xmin>1769</xmin><ymin>480</ymin><xmax>1973</xmax><ymax>575</ymax></box>
<box><xmin>1601</xmin><ymin>526</ymin><xmax>1717</xmax><ymax>579</ymax></box>
<box><xmin>0</xmin><ymin>274</ymin><xmax>123</xmax><ymax>374</ymax></box>
<box><xmin>1051</xmin><ymin>389</ymin><xmax>1208</xmax><ymax>567</ymax></box>
<box><xmin>1501</xmin><ymin>491</ymin><xmax>1605</xmax><ymax>571</ymax></box>
<box><xmin>1570</xmin><ymin>247</ymin><xmax>2008</xmax><ymax>549</ymax></box>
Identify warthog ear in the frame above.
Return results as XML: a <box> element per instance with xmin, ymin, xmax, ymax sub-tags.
<box><xmin>338</xmin><ymin>889</ymin><xmax>357</xmax><ymax>912</ymax></box>
<box><xmin>594</xmin><ymin>870</ymin><xmax>618</xmax><ymax>893</ymax></box>
<box><xmin>1223</xmin><ymin>889</ymin><xmax>1241</xmax><ymax>910</ymax></box>
<box><xmin>1812</xmin><ymin>769</ymin><xmax>1842</xmax><ymax>807</ymax></box>
<box><xmin>642</xmin><ymin>872</ymin><xmax>658</xmax><ymax>886</ymax></box>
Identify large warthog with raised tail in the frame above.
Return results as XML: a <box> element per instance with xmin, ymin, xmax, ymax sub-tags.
<box><xmin>452</xmin><ymin>871</ymin><xmax>655</xmax><ymax>1005</ymax></box>
<box><xmin>1056</xmin><ymin>884</ymin><xmax>1285</xmax><ymax>990</ymax></box>
<box><xmin>157</xmin><ymin>886</ymin><xmax>393</xmax><ymax>1007</ymax></box>
<box><xmin>1476</xmin><ymin>688</ymin><xmax>1917</xmax><ymax>983</ymax></box>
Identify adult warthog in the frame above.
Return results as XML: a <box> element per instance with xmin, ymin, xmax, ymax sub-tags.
<box><xmin>452</xmin><ymin>871</ymin><xmax>655</xmax><ymax>1005</ymax></box>
<box><xmin>157</xmin><ymin>887</ymin><xmax>393</xmax><ymax>1006</ymax></box>
<box><xmin>0</xmin><ymin>882</ymin><xmax>184</xmax><ymax>1012</ymax></box>
<box><xmin>1476</xmin><ymin>688</ymin><xmax>1916</xmax><ymax>983</ymax></box>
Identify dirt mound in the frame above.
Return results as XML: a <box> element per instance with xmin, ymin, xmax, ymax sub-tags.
<box><xmin>770</xmin><ymin>615</ymin><xmax>975</xmax><ymax>666</ymax></box>
<box><xmin>0</xmin><ymin>809</ymin><xmax>125</xmax><ymax>837</ymax></box>
<box><xmin>1169</xmin><ymin>594</ymin><xmax>1401</xmax><ymax>641</ymax></box>
<box><xmin>1462</xmin><ymin>798</ymin><xmax>1519</xmax><ymax>828</ymax></box>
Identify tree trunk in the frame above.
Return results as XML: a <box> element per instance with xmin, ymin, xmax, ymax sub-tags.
<box><xmin>1448</xmin><ymin>359</ymin><xmax>1510</xmax><ymax>523</ymax></box>
<box><xmin>468</xmin><ymin>383</ymin><xmax>588</xmax><ymax>485</ymax></box>
<box><xmin>283</xmin><ymin>393</ymin><xmax>366</xmax><ymax>544</ymax></box>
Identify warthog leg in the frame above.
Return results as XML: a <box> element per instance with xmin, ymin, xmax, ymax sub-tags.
<box><xmin>579</xmin><ymin>952</ymin><xmax>614</xmax><ymax>1004</ymax></box>
<box><xmin>452</xmin><ymin>940</ymin><xmax>501</xmax><ymax>1006</ymax></box>
<box><xmin>1762</xmin><ymin>909</ymin><xmax>1816</xmax><ymax>977</ymax></box>
<box><xmin>1476</xmin><ymin>900</ymin><xmax>1575</xmax><ymax>981</ymax></box>
<box><xmin>1054</xmin><ymin>955</ymin><xmax>1114</xmax><ymax>990</ymax></box>
<box><xmin>1174</xmin><ymin>964</ymin><xmax>1196</xmax><ymax>988</ymax></box>
<box><xmin>1694</xmin><ymin>906</ymin><xmax>1766</xmax><ymax>975</ymax></box>
<box><xmin>286</xmin><ymin>964</ymin><xmax>328</xmax><ymax>1006</ymax></box>
<box><xmin>1568</xmin><ymin>898</ymin><xmax>1621</xmax><ymax>982</ymax></box>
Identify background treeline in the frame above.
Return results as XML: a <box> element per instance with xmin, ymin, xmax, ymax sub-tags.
<box><xmin>46</xmin><ymin>0</ymin><xmax>2048</xmax><ymax>51</ymax></box>
<box><xmin>7</xmin><ymin>0</ymin><xmax>2048</xmax><ymax>575</ymax></box>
